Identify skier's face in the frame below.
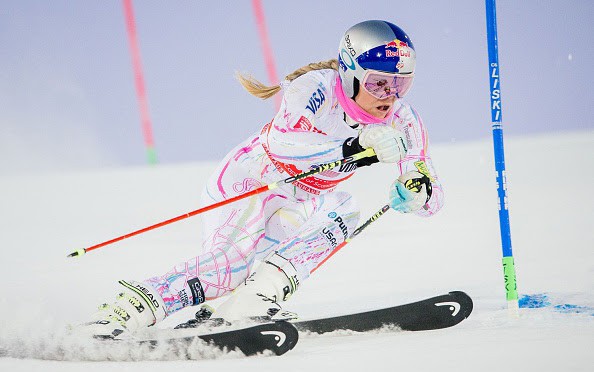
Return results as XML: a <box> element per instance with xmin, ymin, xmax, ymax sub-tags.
<box><xmin>354</xmin><ymin>87</ymin><xmax>396</xmax><ymax>119</ymax></box>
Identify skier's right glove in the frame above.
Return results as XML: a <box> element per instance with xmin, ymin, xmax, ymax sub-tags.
<box><xmin>343</xmin><ymin>125</ymin><xmax>408</xmax><ymax>167</ymax></box>
<box><xmin>359</xmin><ymin>125</ymin><xmax>407</xmax><ymax>163</ymax></box>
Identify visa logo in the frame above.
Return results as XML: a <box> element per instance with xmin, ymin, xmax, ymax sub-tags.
<box><xmin>306</xmin><ymin>88</ymin><xmax>326</xmax><ymax>115</ymax></box>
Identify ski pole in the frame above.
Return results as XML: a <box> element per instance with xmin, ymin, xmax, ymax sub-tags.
<box><xmin>310</xmin><ymin>204</ymin><xmax>391</xmax><ymax>274</ymax></box>
<box><xmin>67</xmin><ymin>148</ymin><xmax>376</xmax><ymax>258</ymax></box>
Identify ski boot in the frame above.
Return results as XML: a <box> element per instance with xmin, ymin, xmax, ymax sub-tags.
<box><xmin>209</xmin><ymin>252</ymin><xmax>300</xmax><ymax>323</ymax></box>
<box><xmin>77</xmin><ymin>280</ymin><xmax>166</xmax><ymax>339</ymax></box>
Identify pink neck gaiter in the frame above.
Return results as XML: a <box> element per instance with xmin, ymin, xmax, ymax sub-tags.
<box><xmin>335</xmin><ymin>75</ymin><xmax>394</xmax><ymax>125</ymax></box>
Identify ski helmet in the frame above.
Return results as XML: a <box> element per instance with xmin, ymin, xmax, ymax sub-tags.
<box><xmin>338</xmin><ymin>20</ymin><xmax>416</xmax><ymax>99</ymax></box>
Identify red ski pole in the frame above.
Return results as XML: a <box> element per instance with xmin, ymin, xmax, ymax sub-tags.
<box><xmin>67</xmin><ymin>148</ymin><xmax>375</xmax><ymax>258</ymax></box>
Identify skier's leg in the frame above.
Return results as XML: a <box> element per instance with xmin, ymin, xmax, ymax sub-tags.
<box><xmin>271</xmin><ymin>191</ymin><xmax>360</xmax><ymax>280</ymax></box>
<box><xmin>142</xmin><ymin>141</ymin><xmax>293</xmax><ymax>316</ymax></box>
<box><xmin>79</xmin><ymin>140</ymin><xmax>287</xmax><ymax>336</ymax></box>
<box><xmin>82</xmin><ymin>197</ymin><xmax>279</xmax><ymax>337</ymax></box>
<box><xmin>211</xmin><ymin>191</ymin><xmax>360</xmax><ymax>321</ymax></box>
<box><xmin>143</xmin><ymin>191</ymin><xmax>290</xmax><ymax>315</ymax></box>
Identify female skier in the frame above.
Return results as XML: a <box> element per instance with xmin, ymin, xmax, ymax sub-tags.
<box><xmin>83</xmin><ymin>19</ymin><xmax>443</xmax><ymax>338</ymax></box>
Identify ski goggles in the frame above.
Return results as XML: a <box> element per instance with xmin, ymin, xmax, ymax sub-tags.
<box><xmin>361</xmin><ymin>70</ymin><xmax>414</xmax><ymax>100</ymax></box>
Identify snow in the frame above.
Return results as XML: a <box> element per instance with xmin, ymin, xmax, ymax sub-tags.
<box><xmin>1</xmin><ymin>130</ymin><xmax>593</xmax><ymax>371</ymax></box>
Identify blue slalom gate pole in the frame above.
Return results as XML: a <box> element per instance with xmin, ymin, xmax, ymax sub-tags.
<box><xmin>485</xmin><ymin>0</ymin><xmax>519</xmax><ymax>315</ymax></box>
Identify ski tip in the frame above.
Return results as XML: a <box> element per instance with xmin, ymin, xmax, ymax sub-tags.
<box><xmin>195</xmin><ymin>320</ymin><xmax>299</xmax><ymax>357</ymax></box>
<box><xmin>267</xmin><ymin>321</ymin><xmax>299</xmax><ymax>355</ymax></box>
<box><xmin>447</xmin><ymin>291</ymin><xmax>474</xmax><ymax>318</ymax></box>
<box><xmin>67</xmin><ymin>248</ymin><xmax>86</xmax><ymax>258</ymax></box>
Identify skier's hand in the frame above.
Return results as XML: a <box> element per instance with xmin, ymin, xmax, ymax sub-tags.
<box><xmin>389</xmin><ymin>171</ymin><xmax>432</xmax><ymax>213</ymax></box>
<box><xmin>359</xmin><ymin>125</ymin><xmax>407</xmax><ymax>163</ymax></box>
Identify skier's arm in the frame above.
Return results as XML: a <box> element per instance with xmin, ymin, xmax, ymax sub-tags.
<box><xmin>394</xmin><ymin>107</ymin><xmax>444</xmax><ymax>217</ymax></box>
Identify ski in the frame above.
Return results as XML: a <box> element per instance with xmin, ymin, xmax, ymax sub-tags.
<box><xmin>141</xmin><ymin>291</ymin><xmax>471</xmax><ymax>358</ymax></box>
<box><xmin>139</xmin><ymin>320</ymin><xmax>298</xmax><ymax>356</ymax></box>
<box><xmin>175</xmin><ymin>291</ymin><xmax>472</xmax><ymax>335</ymax></box>
<box><xmin>292</xmin><ymin>291</ymin><xmax>473</xmax><ymax>334</ymax></box>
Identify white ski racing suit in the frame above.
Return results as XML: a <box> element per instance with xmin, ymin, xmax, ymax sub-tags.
<box><xmin>145</xmin><ymin>69</ymin><xmax>444</xmax><ymax>316</ymax></box>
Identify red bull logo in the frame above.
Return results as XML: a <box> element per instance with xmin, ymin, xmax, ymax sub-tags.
<box><xmin>385</xmin><ymin>40</ymin><xmax>398</xmax><ymax>48</ymax></box>
<box><xmin>385</xmin><ymin>38</ymin><xmax>409</xmax><ymax>49</ymax></box>
<box><xmin>385</xmin><ymin>38</ymin><xmax>411</xmax><ymax>58</ymax></box>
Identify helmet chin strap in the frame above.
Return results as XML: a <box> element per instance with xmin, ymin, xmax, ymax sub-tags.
<box><xmin>335</xmin><ymin>76</ymin><xmax>394</xmax><ymax>125</ymax></box>
<box><xmin>343</xmin><ymin>112</ymin><xmax>360</xmax><ymax>129</ymax></box>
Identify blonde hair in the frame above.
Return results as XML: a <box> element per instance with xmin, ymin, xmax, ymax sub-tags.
<box><xmin>236</xmin><ymin>59</ymin><xmax>339</xmax><ymax>100</ymax></box>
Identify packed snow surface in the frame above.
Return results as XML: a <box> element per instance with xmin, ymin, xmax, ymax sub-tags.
<box><xmin>1</xmin><ymin>131</ymin><xmax>593</xmax><ymax>371</ymax></box>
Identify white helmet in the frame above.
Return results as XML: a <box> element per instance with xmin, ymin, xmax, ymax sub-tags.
<box><xmin>338</xmin><ymin>20</ymin><xmax>416</xmax><ymax>98</ymax></box>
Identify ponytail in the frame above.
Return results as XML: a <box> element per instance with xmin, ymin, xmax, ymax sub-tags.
<box><xmin>236</xmin><ymin>59</ymin><xmax>338</xmax><ymax>100</ymax></box>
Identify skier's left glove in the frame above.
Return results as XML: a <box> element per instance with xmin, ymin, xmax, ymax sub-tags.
<box><xmin>389</xmin><ymin>171</ymin><xmax>433</xmax><ymax>213</ymax></box>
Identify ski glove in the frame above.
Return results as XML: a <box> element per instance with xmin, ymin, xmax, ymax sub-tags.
<box><xmin>358</xmin><ymin>125</ymin><xmax>408</xmax><ymax>163</ymax></box>
<box><xmin>389</xmin><ymin>171</ymin><xmax>433</xmax><ymax>213</ymax></box>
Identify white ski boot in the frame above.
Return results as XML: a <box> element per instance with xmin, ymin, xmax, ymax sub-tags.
<box><xmin>78</xmin><ymin>280</ymin><xmax>166</xmax><ymax>339</ymax></box>
<box><xmin>211</xmin><ymin>252</ymin><xmax>300</xmax><ymax>323</ymax></box>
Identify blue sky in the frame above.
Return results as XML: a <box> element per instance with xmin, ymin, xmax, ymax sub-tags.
<box><xmin>1</xmin><ymin>1</ymin><xmax>592</xmax><ymax>174</ymax></box>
